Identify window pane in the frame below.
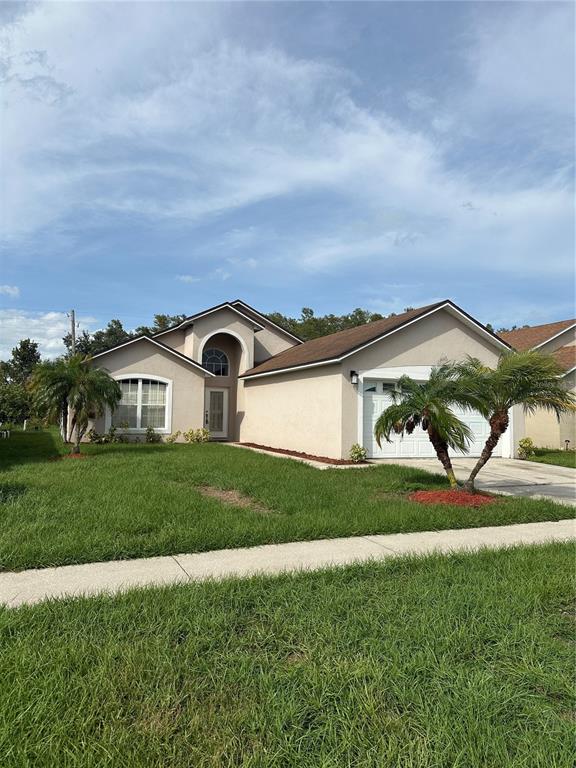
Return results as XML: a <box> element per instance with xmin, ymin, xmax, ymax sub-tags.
<box><xmin>202</xmin><ymin>348</ymin><xmax>229</xmax><ymax>376</ymax></box>
<box><xmin>112</xmin><ymin>379</ymin><xmax>138</xmax><ymax>427</ymax></box>
<box><xmin>141</xmin><ymin>380</ymin><xmax>166</xmax><ymax>405</ymax></box>
<box><xmin>141</xmin><ymin>405</ymin><xmax>165</xmax><ymax>429</ymax></box>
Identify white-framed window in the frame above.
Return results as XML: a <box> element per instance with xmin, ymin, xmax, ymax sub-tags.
<box><xmin>202</xmin><ymin>348</ymin><xmax>229</xmax><ymax>376</ymax></box>
<box><xmin>108</xmin><ymin>376</ymin><xmax>172</xmax><ymax>433</ymax></box>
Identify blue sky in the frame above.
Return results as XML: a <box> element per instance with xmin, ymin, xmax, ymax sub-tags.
<box><xmin>0</xmin><ymin>1</ymin><xmax>574</xmax><ymax>357</ymax></box>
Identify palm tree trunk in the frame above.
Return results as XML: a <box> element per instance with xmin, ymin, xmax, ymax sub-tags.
<box><xmin>464</xmin><ymin>410</ymin><xmax>509</xmax><ymax>492</ymax></box>
<box><xmin>428</xmin><ymin>426</ymin><xmax>458</xmax><ymax>488</ymax></box>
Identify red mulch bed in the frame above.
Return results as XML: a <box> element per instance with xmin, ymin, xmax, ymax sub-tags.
<box><xmin>409</xmin><ymin>489</ymin><xmax>496</xmax><ymax>507</ymax></box>
<box><xmin>238</xmin><ymin>443</ymin><xmax>364</xmax><ymax>466</ymax></box>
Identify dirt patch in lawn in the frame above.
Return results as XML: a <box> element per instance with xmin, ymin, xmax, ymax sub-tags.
<box><xmin>409</xmin><ymin>489</ymin><xmax>497</xmax><ymax>507</ymax></box>
<box><xmin>50</xmin><ymin>453</ymin><xmax>90</xmax><ymax>461</ymax></box>
<box><xmin>197</xmin><ymin>485</ymin><xmax>274</xmax><ymax>515</ymax></box>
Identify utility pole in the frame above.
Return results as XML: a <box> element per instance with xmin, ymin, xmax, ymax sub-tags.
<box><xmin>70</xmin><ymin>309</ymin><xmax>76</xmax><ymax>353</ymax></box>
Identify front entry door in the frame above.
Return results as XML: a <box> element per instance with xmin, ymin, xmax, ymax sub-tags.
<box><xmin>206</xmin><ymin>389</ymin><xmax>228</xmax><ymax>439</ymax></box>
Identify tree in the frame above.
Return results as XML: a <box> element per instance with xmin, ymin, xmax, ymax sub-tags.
<box><xmin>0</xmin><ymin>383</ymin><xmax>31</xmax><ymax>424</ymax></box>
<box><xmin>30</xmin><ymin>355</ymin><xmax>122</xmax><ymax>453</ymax></box>
<box><xmin>453</xmin><ymin>351</ymin><xmax>576</xmax><ymax>491</ymax></box>
<box><xmin>0</xmin><ymin>339</ymin><xmax>41</xmax><ymax>385</ymax></box>
<box><xmin>373</xmin><ymin>366</ymin><xmax>474</xmax><ymax>488</ymax></box>
<box><xmin>267</xmin><ymin>307</ymin><xmax>387</xmax><ymax>341</ymax></box>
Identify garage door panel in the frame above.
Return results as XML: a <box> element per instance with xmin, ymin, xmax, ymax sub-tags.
<box><xmin>363</xmin><ymin>383</ymin><xmax>501</xmax><ymax>459</ymax></box>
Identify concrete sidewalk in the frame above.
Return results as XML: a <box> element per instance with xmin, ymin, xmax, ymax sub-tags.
<box><xmin>1</xmin><ymin>519</ymin><xmax>574</xmax><ymax>608</ymax></box>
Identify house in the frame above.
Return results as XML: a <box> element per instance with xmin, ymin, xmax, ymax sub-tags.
<box><xmin>500</xmin><ymin>319</ymin><xmax>576</xmax><ymax>449</ymax></box>
<box><xmin>90</xmin><ymin>298</ymin><xmax>523</xmax><ymax>459</ymax></box>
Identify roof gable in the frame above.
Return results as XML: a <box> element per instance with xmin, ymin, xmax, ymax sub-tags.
<box><xmin>500</xmin><ymin>319</ymin><xmax>576</xmax><ymax>351</ymax></box>
<box><xmin>241</xmin><ymin>301</ymin><xmax>509</xmax><ymax>379</ymax></box>
<box><xmin>153</xmin><ymin>302</ymin><xmax>264</xmax><ymax>338</ymax></box>
<box><xmin>91</xmin><ymin>336</ymin><xmax>214</xmax><ymax>375</ymax></box>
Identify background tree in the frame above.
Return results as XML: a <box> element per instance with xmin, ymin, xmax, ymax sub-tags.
<box><xmin>31</xmin><ymin>355</ymin><xmax>122</xmax><ymax>453</ymax></box>
<box><xmin>0</xmin><ymin>339</ymin><xmax>41</xmax><ymax>425</ymax></box>
<box><xmin>373</xmin><ymin>367</ymin><xmax>474</xmax><ymax>487</ymax></box>
<box><xmin>267</xmin><ymin>307</ymin><xmax>395</xmax><ymax>341</ymax></box>
<box><xmin>453</xmin><ymin>351</ymin><xmax>576</xmax><ymax>491</ymax></box>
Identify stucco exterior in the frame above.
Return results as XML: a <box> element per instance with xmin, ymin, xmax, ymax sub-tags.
<box><xmin>240</xmin><ymin>366</ymin><xmax>343</xmax><ymax>458</ymax></box>
<box><xmin>91</xmin><ymin>339</ymin><xmax>208</xmax><ymax>437</ymax></box>
<box><xmin>524</xmin><ymin>370</ymin><xmax>576</xmax><ymax>449</ymax></box>
<box><xmin>88</xmin><ymin>299</ymin><xmax>522</xmax><ymax>458</ymax></box>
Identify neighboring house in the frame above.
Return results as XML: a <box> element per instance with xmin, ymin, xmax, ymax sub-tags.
<box><xmin>500</xmin><ymin>319</ymin><xmax>576</xmax><ymax>450</ymax></box>
<box><xmin>91</xmin><ymin>298</ymin><xmax>522</xmax><ymax>459</ymax></box>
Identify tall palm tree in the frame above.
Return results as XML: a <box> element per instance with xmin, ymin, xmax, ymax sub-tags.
<box><xmin>453</xmin><ymin>351</ymin><xmax>576</xmax><ymax>491</ymax></box>
<box><xmin>374</xmin><ymin>365</ymin><xmax>475</xmax><ymax>488</ymax></box>
<box><xmin>30</xmin><ymin>355</ymin><xmax>122</xmax><ymax>454</ymax></box>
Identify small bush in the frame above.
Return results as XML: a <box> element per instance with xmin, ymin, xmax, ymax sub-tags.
<box><xmin>518</xmin><ymin>437</ymin><xmax>536</xmax><ymax>460</ymax></box>
<box><xmin>165</xmin><ymin>431</ymin><xmax>181</xmax><ymax>444</ymax></box>
<box><xmin>145</xmin><ymin>426</ymin><xmax>162</xmax><ymax>443</ymax></box>
<box><xmin>183</xmin><ymin>428</ymin><xmax>211</xmax><ymax>444</ymax></box>
<box><xmin>87</xmin><ymin>428</ymin><xmax>101</xmax><ymax>443</ymax></box>
<box><xmin>349</xmin><ymin>443</ymin><xmax>368</xmax><ymax>463</ymax></box>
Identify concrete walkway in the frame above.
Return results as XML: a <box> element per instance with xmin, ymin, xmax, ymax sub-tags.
<box><xmin>372</xmin><ymin>458</ymin><xmax>576</xmax><ymax>506</ymax></box>
<box><xmin>1</xmin><ymin>519</ymin><xmax>574</xmax><ymax>608</ymax></box>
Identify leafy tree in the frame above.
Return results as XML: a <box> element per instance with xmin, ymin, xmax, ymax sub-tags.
<box><xmin>63</xmin><ymin>314</ymin><xmax>187</xmax><ymax>356</ymax></box>
<box><xmin>0</xmin><ymin>383</ymin><xmax>31</xmax><ymax>424</ymax></box>
<box><xmin>453</xmin><ymin>351</ymin><xmax>576</xmax><ymax>490</ymax></box>
<box><xmin>31</xmin><ymin>355</ymin><xmax>122</xmax><ymax>454</ymax></box>
<box><xmin>0</xmin><ymin>339</ymin><xmax>41</xmax><ymax>385</ymax></box>
<box><xmin>267</xmin><ymin>307</ymin><xmax>387</xmax><ymax>341</ymax></box>
<box><xmin>373</xmin><ymin>366</ymin><xmax>474</xmax><ymax>487</ymax></box>
<box><xmin>134</xmin><ymin>314</ymin><xmax>187</xmax><ymax>336</ymax></box>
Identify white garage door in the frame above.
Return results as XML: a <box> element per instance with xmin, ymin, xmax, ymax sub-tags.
<box><xmin>362</xmin><ymin>381</ymin><xmax>501</xmax><ymax>459</ymax></box>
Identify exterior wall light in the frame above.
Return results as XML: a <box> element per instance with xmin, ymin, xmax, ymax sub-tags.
<box><xmin>350</xmin><ymin>370</ymin><xmax>359</xmax><ymax>386</ymax></box>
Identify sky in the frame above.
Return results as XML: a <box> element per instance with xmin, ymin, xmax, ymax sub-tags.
<box><xmin>0</xmin><ymin>0</ymin><xmax>574</xmax><ymax>358</ymax></box>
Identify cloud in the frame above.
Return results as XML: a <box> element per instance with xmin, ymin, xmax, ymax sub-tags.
<box><xmin>0</xmin><ymin>310</ymin><xmax>97</xmax><ymax>359</ymax></box>
<box><xmin>0</xmin><ymin>285</ymin><xmax>20</xmax><ymax>298</ymax></box>
<box><xmin>0</xmin><ymin>1</ymin><xmax>573</xmax><ymax>297</ymax></box>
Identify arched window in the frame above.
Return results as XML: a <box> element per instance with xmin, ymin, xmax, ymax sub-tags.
<box><xmin>202</xmin><ymin>348</ymin><xmax>229</xmax><ymax>376</ymax></box>
<box><xmin>111</xmin><ymin>377</ymin><xmax>170</xmax><ymax>431</ymax></box>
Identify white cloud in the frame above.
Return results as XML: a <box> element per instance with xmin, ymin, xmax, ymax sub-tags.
<box><xmin>0</xmin><ymin>285</ymin><xmax>20</xmax><ymax>298</ymax></box>
<box><xmin>0</xmin><ymin>310</ymin><xmax>97</xmax><ymax>359</ymax></box>
<box><xmin>0</xmin><ymin>1</ymin><xmax>573</xmax><ymax>290</ymax></box>
<box><xmin>176</xmin><ymin>275</ymin><xmax>200</xmax><ymax>284</ymax></box>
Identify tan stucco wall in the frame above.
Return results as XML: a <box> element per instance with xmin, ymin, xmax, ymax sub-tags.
<box><xmin>254</xmin><ymin>327</ymin><xmax>296</xmax><ymax>363</ymax></box>
<box><xmin>186</xmin><ymin>308</ymin><xmax>255</xmax><ymax>371</ymax></box>
<box><xmin>340</xmin><ymin>309</ymin><xmax>504</xmax><ymax>457</ymax></box>
<box><xmin>537</xmin><ymin>326</ymin><xmax>575</xmax><ymax>355</ymax></box>
<box><xmin>240</xmin><ymin>365</ymin><xmax>343</xmax><ymax>458</ymax></box>
<box><xmin>241</xmin><ymin>309</ymin><xmax>508</xmax><ymax>459</ymax></box>
<box><xmin>155</xmin><ymin>328</ymin><xmax>186</xmax><ymax>353</ymax></box>
<box><xmin>525</xmin><ymin>371</ymin><xmax>576</xmax><ymax>449</ymax></box>
<box><xmin>91</xmin><ymin>341</ymin><xmax>207</xmax><ymax>439</ymax></box>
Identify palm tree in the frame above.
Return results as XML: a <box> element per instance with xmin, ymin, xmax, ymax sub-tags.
<box><xmin>374</xmin><ymin>365</ymin><xmax>474</xmax><ymax>488</ymax></box>
<box><xmin>30</xmin><ymin>355</ymin><xmax>122</xmax><ymax>454</ymax></box>
<box><xmin>453</xmin><ymin>351</ymin><xmax>576</xmax><ymax>491</ymax></box>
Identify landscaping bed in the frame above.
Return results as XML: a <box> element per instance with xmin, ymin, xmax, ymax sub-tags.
<box><xmin>409</xmin><ymin>489</ymin><xmax>496</xmax><ymax>507</ymax></box>
<box><xmin>1</xmin><ymin>543</ymin><xmax>573</xmax><ymax>767</ymax></box>
<box><xmin>238</xmin><ymin>442</ymin><xmax>363</xmax><ymax>465</ymax></box>
<box><xmin>0</xmin><ymin>430</ymin><xmax>571</xmax><ymax>572</ymax></box>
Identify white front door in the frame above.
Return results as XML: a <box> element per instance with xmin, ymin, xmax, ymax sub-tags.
<box><xmin>206</xmin><ymin>388</ymin><xmax>228</xmax><ymax>439</ymax></box>
<box><xmin>362</xmin><ymin>381</ymin><xmax>502</xmax><ymax>459</ymax></box>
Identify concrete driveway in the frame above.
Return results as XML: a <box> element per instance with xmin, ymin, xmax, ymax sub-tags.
<box><xmin>371</xmin><ymin>457</ymin><xmax>576</xmax><ymax>505</ymax></box>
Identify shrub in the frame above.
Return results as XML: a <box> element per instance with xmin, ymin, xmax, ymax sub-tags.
<box><xmin>349</xmin><ymin>443</ymin><xmax>368</xmax><ymax>463</ymax></box>
<box><xmin>518</xmin><ymin>437</ymin><xmax>536</xmax><ymax>460</ymax></box>
<box><xmin>165</xmin><ymin>431</ymin><xmax>181</xmax><ymax>444</ymax></box>
<box><xmin>183</xmin><ymin>428</ymin><xmax>211</xmax><ymax>444</ymax></box>
<box><xmin>145</xmin><ymin>426</ymin><xmax>162</xmax><ymax>443</ymax></box>
<box><xmin>87</xmin><ymin>428</ymin><xmax>101</xmax><ymax>443</ymax></box>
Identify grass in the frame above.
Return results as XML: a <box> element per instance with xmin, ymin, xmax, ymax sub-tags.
<box><xmin>0</xmin><ymin>543</ymin><xmax>574</xmax><ymax>767</ymax></box>
<box><xmin>528</xmin><ymin>448</ymin><xmax>576</xmax><ymax>469</ymax></box>
<box><xmin>0</xmin><ymin>429</ymin><xmax>572</xmax><ymax>572</ymax></box>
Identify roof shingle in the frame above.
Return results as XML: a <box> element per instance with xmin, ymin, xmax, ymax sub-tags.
<box><xmin>241</xmin><ymin>301</ymin><xmax>505</xmax><ymax>378</ymax></box>
<box><xmin>500</xmin><ymin>319</ymin><xmax>575</xmax><ymax>351</ymax></box>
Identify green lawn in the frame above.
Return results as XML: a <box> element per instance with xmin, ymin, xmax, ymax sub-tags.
<box><xmin>0</xmin><ymin>430</ymin><xmax>572</xmax><ymax>572</ymax></box>
<box><xmin>0</xmin><ymin>543</ymin><xmax>574</xmax><ymax>767</ymax></box>
<box><xmin>528</xmin><ymin>448</ymin><xmax>576</xmax><ymax>469</ymax></box>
